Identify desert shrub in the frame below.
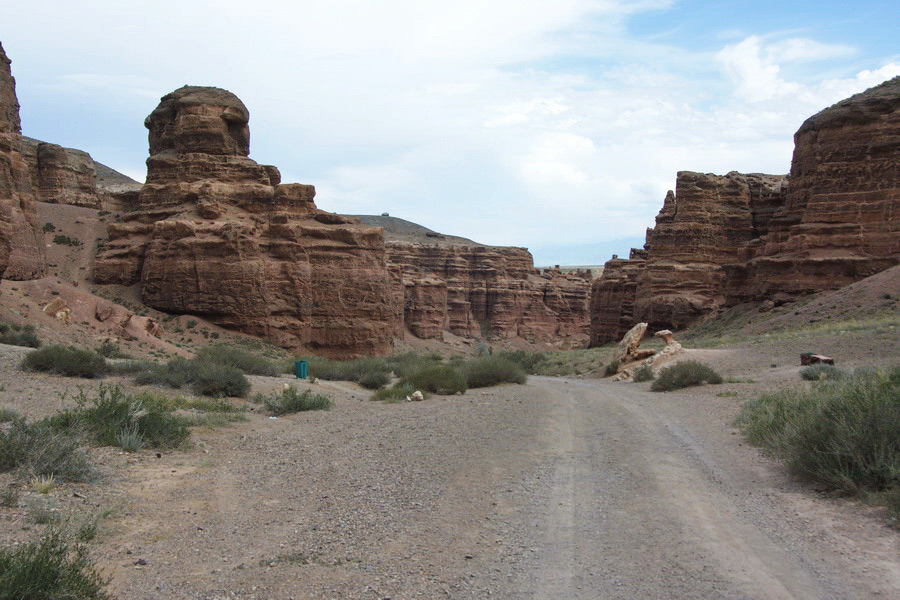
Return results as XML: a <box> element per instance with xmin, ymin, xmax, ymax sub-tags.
<box><xmin>95</xmin><ymin>341</ymin><xmax>126</xmax><ymax>359</ymax></box>
<box><xmin>651</xmin><ymin>361</ymin><xmax>723</xmax><ymax>392</ymax></box>
<box><xmin>0</xmin><ymin>323</ymin><xmax>41</xmax><ymax>348</ymax></box>
<box><xmin>106</xmin><ymin>359</ymin><xmax>154</xmax><ymax>375</ymax></box>
<box><xmin>604</xmin><ymin>359</ymin><xmax>620</xmax><ymax>377</ymax></box>
<box><xmin>463</xmin><ymin>356</ymin><xmax>526</xmax><ymax>388</ymax></box>
<box><xmin>194</xmin><ymin>344</ymin><xmax>280</xmax><ymax>376</ymax></box>
<box><xmin>0</xmin><ymin>406</ymin><xmax>21</xmax><ymax>423</ymax></box>
<box><xmin>0</xmin><ymin>419</ymin><xmax>93</xmax><ymax>482</ymax></box>
<box><xmin>404</xmin><ymin>365</ymin><xmax>468</xmax><ymax>395</ymax></box>
<box><xmin>385</xmin><ymin>352</ymin><xmax>442</xmax><ymax>379</ymax></box>
<box><xmin>497</xmin><ymin>350</ymin><xmax>548</xmax><ymax>374</ymax></box>
<box><xmin>21</xmin><ymin>345</ymin><xmax>107</xmax><ymax>379</ymax></box>
<box><xmin>41</xmin><ymin>222</ymin><xmax>56</xmax><ymax>233</ymax></box>
<box><xmin>800</xmin><ymin>364</ymin><xmax>845</xmax><ymax>381</ymax></box>
<box><xmin>736</xmin><ymin>367</ymin><xmax>899</xmax><ymax>506</ymax></box>
<box><xmin>45</xmin><ymin>386</ymin><xmax>190</xmax><ymax>450</ymax></box>
<box><xmin>189</xmin><ymin>362</ymin><xmax>250</xmax><ymax>398</ymax></box>
<box><xmin>358</xmin><ymin>370</ymin><xmax>390</xmax><ymax>390</ymax></box>
<box><xmin>257</xmin><ymin>387</ymin><xmax>333</xmax><ymax>415</ymax></box>
<box><xmin>305</xmin><ymin>356</ymin><xmax>391</xmax><ymax>382</ymax></box>
<box><xmin>370</xmin><ymin>382</ymin><xmax>424</xmax><ymax>403</ymax></box>
<box><xmin>0</xmin><ymin>529</ymin><xmax>110</xmax><ymax>600</ymax></box>
<box><xmin>134</xmin><ymin>357</ymin><xmax>194</xmax><ymax>388</ymax></box>
<box><xmin>52</xmin><ymin>234</ymin><xmax>82</xmax><ymax>247</ymax></box>
<box><xmin>632</xmin><ymin>364</ymin><xmax>655</xmax><ymax>382</ymax></box>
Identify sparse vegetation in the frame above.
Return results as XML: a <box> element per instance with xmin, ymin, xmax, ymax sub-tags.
<box><xmin>371</xmin><ymin>382</ymin><xmax>421</xmax><ymax>403</ymax></box>
<box><xmin>604</xmin><ymin>359</ymin><xmax>620</xmax><ymax>377</ymax></box>
<box><xmin>405</xmin><ymin>365</ymin><xmax>468</xmax><ymax>394</ymax></box>
<box><xmin>30</xmin><ymin>474</ymin><xmax>55</xmax><ymax>494</ymax></box>
<box><xmin>255</xmin><ymin>387</ymin><xmax>333</xmax><ymax>415</ymax></box>
<box><xmin>463</xmin><ymin>356</ymin><xmax>526</xmax><ymax>388</ymax></box>
<box><xmin>133</xmin><ymin>357</ymin><xmax>250</xmax><ymax>397</ymax></box>
<box><xmin>0</xmin><ymin>323</ymin><xmax>41</xmax><ymax>348</ymax></box>
<box><xmin>632</xmin><ymin>364</ymin><xmax>655</xmax><ymax>382</ymax></box>
<box><xmin>0</xmin><ymin>406</ymin><xmax>21</xmax><ymax>423</ymax></box>
<box><xmin>41</xmin><ymin>222</ymin><xmax>56</xmax><ymax>233</ymax></box>
<box><xmin>736</xmin><ymin>367</ymin><xmax>899</xmax><ymax>514</ymax></box>
<box><xmin>194</xmin><ymin>344</ymin><xmax>280</xmax><ymax>376</ymax></box>
<box><xmin>358</xmin><ymin>370</ymin><xmax>390</xmax><ymax>390</ymax></box>
<box><xmin>95</xmin><ymin>341</ymin><xmax>127</xmax><ymax>359</ymax></box>
<box><xmin>52</xmin><ymin>234</ymin><xmax>82</xmax><ymax>247</ymax></box>
<box><xmin>0</xmin><ymin>529</ymin><xmax>110</xmax><ymax>600</ymax></box>
<box><xmin>800</xmin><ymin>364</ymin><xmax>845</xmax><ymax>381</ymax></box>
<box><xmin>21</xmin><ymin>345</ymin><xmax>107</xmax><ymax>379</ymax></box>
<box><xmin>651</xmin><ymin>361</ymin><xmax>723</xmax><ymax>392</ymax></box>
<box><xmin>45</xmin><ymin>386</ymin><xmax>190</xmax><ymax>450</ymax></box>
<box><xmin>0</xmin><ymin>419</ymin><xmax>94</xmax><ymax>482</ymax></box>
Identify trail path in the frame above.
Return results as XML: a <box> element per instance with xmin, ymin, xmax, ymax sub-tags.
<box><xmin>100</xmin><ymin>377</ymin><xmax>898</xmax><ymax>599</ymax></box>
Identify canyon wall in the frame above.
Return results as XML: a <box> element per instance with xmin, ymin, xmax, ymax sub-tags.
<box><xmin>590</xmin><ymin>76</ymin><xmax>899</xmax><ymax>345</ymax></box>
<box><xmin>0</xmin><ymin>42</ymin><xmax>45</xmax><ymax>281</ymax></box>
<box><xmin>94</xmin><ymin>86</ymin><xmax>394</xmax><ymax>357</ymax></box>
<box><xmin>387</xmin><ymin>241</ymin><xmax>591</xmax><ymax>345</ymax></box>
<box><xmin>725</xmin><ymin>76</ymin><xmax>899</xmax><ymax>303</ymax></box>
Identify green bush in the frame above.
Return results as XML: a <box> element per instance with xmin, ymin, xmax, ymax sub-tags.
<box><xmin>51</xmin><ymin>234</ymin><xmax>82</xmax><ymax>247</ymax></box>
<box><xmin>190</xmin><ymin>362</ymin><xmax>250</xmax><ymax>398</ymax></box>
<box><xmin>464</xmin><ymin>356</ymin><xmax>526</xmax><ymax>388</ymax></box>
<box><xmin>257</xmin><ymin>387</ymin><xmax>333</xmax><ymax>415</ymax></box>
<box><xmin>0</xmin><ymin>419</ymin><xmax>94</xmax><ymax>481</ymax></box>
<box><xmin>371</xmin><ymin>382</ymin><xmax>426</xmax><ymax>403</ymax></box>
<box><xmin>0</xmin><ymin>529</ymin><xmax>110</xmax><ymax>599</ymax></box>
<box><xmin>496</xmin><ymin>350</ymin><xmax>548</xmax><ymax>374</ymax></box>
<box><xmin>736</xmin><ymin>367</ymin><xmax>899</xmax><ymax>507</ymax></box>
<box><xmin>800</xmin><ymin>364</ymin><xmax>845</xmax><ymax>381</ymax></box>
<box><xmin>106</xmin><ymin>359</ymin><xmax>154</xmax><ymax>375</ymax></box>
<box><xmin>0</xmin><ymin>406</ymin><xmax>21</xmax><ymax>423</ymax></box>
<box><xmin>134</xmin><ymin>357</ymin><xmax>194</xmax><ymax>388</ymax></box>
<box><xmin>95</xmin><ymin>341</ymin><xmax>126</xmax><ymax>359</ymax></box>
<box><xmin>0</xmin><ymin>323</ymin><xmax>41</xmax><ymax>348</ymax></box>
<box><xmin>21</xmin><ymin>346</ymin><xmax>107</xmax><ymax>379</ymax></box>
<box><xmin>45</xmin><ymin>386</ymin><xmax>190</xmax><ymax>450</ymax></box>
<box><xmin>405</xmin><ymin>365</ymin><xmax>468</xmax><ymax>395</ymax></box>
<box><xmin>358</xmin><ymin>371</ymin><xmax>390</xmax><ymax>390</ymax></box>
<box><xmin>195</xmin><ymin>344</ymin><xmax>280</xmax><ymax>376</ymax></box>
<box><xmin>651</xmin><ymin>361</ymin><xmax>723</xmax><ymax>392</ymax></box>
<box><xmin>384</xmin><ymin>352</ymin><xmax>442</xmax><ymax>379</ymax></box>
<box><xmin>604</xmin><ymin>359</ymin><xmax>620</xmax><ymax>377</ymax></box>
<box><xmin>632</xmin><ymin>364</ymin><xmax>655</xmax><ymax>382</ymax></box>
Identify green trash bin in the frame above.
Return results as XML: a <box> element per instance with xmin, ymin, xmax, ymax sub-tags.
<box><xmin>295</xmin><ymin>360</ymin><xmax>308</xmax><ymax>379</ymax></box>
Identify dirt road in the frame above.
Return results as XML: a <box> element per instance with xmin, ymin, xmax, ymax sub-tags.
<box><xmin>99</xmin><ymin>376</ymin><xmax>898</xmax><ymax>599</ymax></box>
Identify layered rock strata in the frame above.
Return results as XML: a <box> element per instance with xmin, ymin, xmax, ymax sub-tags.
<box><xmin>591</xmin><ymin>171</ymin><xmax>786</xmax><ymax>344</ymax></box>
<box><xmin>0</xmin><ymin>42</ymin><xmax>45</xmax><ymax>281</ymax></box>
<box><xmin>726</xmin><ymin>76</ymin><xmax>900</xmax><ymax>303</ymax></box>
<box><xmin>94</xmin><ymin>86</ymin><xmax>393</xmax><ymax>357</ymax></box>
<box><xmin>386</xmin><ymin>241</ymin><xmax>591</xmax><ymax>344</ymax></box>
<box><xmin>20</xmin><ymin>138</ymin><xmax>101</xmax><ymax>208</ymax></box>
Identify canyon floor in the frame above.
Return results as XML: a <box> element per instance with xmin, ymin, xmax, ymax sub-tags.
<box><xmin>1</xmin><ymin>320</ymin><xmax>898</xmax><ymax>600</ymax></box>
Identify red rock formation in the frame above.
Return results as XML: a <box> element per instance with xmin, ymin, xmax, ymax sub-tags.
<box><xmin>94</xmin><ymin>86</ymin><xmax>393</xmax><ymax>357</ymax></box>
<box><xmin>590</xmin><ymin>172</ymin><xmax>786</xmax><ymax>344</ymax></box>
<box><xmin>589</xmin><ymin>249</ymin><xmax>646</xmax><ymax>346</ymax></box>
<box><xmin>386</xmin><ymin>241</ymin><xmax>591</xmax><ymax>344</ymax></box>
<box><xmin>0</xmin><ymin>42</ymin><xmax>45</xmax><ymax>281</ymax></box>
<box><xmin>20</xmin><ymin>138</ymin><xmax>101</xmax><ymax>208</ymax></box>
<box><xmin>726</xmin><ymin>76</ymin><xmax>900</xmax><ymax>304</ymax></box>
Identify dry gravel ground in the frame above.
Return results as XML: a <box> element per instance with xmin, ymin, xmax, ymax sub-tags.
<box><xmin>1</xmin><ymin>332</ymin><xmax>898</xmax><ymax>599</ymax></box>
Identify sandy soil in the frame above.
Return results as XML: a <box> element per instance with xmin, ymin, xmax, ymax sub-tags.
<box><xmin>1</xmin><ymin>328</ymin><xmax>897</xmax><ymax>600</ymax></box>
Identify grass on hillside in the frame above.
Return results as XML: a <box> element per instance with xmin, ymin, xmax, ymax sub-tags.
<box><xmin>21</xmin><ymin>346</ymin><xmax>107</xmax><ymax>379</ymax></box>
<box><xmin>0</xmin><ymin>323</ymin><xmax>41</xmax><ymax>348</ymax></box>
<box><xmin>737</xmin><ymin>367</ymin><xmax>899</xmax><ymax>516</ymax></box>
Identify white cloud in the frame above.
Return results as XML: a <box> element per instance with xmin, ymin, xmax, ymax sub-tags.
<box><xmin>2</xmin><ymin>1</ymin><xmax>897</xmax><ymax>263</ymax></box>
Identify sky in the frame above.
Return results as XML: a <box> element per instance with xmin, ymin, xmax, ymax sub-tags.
<box><xmin>2</xmin><ymin>0</ymin><xmax>897</xmax><ymax>265</ymax></box>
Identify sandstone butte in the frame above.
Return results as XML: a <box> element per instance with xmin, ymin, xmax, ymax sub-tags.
<box><xmin>590</xmin><ymin>76</ymin><xmax>899</xmax><ymax>346</ymax></box>
<box><xmin>0</xmin><ymin>41</ymin><xmax>45</xmax><ymax>282</ymax></box>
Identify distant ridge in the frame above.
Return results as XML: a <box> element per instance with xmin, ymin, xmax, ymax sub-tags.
<box><xmin>349</xmin><ymin>214</ymin><xmax>492</xmax><ymax>248</ymax></box>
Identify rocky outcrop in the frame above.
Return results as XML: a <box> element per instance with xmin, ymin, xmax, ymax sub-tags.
<box><xmin>591</xmin><ymin>77</ymin><xmax>899</xmax><ymax>344</ymax></box>
<box><xmin>590</xmin><ymin>172</ymin><xmax>786</xmax><ymax>345</ymax></box>
<box><xmin>726</xmin><ymin>76</ymin><xmax>900</xmax><ymax>304</ymax></box>
<box><xmin>20</xmin><ymin>138</ymin><xmax>101</xmax><ymax>208</ymax></box>
<box><xmin>386</xmin><ymin>240</ymin><xmax>591</xmax><ymax>345</ymax></box>
<box><xmin>0</xmin><ymin>42</ymin><xmax>45</xmax><ymax>281</ymax></box>
<box><xmin>94</xmin><ymin>86</ymin><xmax>393</xmax><ymax>357</ymax></box>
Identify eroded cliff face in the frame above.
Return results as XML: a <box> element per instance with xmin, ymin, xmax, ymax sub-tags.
<box><xmin>590</xmin><ymin>171</ymin><xmax>787</xmax><ymax>345</ymax></box>
<box><xmin>726</xmin><ymin>76</ymin><xmax>900</xmax><ymax>303</ymax></box>
<box><xmin>94</xmin><ymin>86</ymin><xmax>393</xmax><ymax>357</ymax></box>
<box><xmin>387</xmin><ymin>242</ymin><xmax>591</xmax><ymax>345</ymax></box>
<box><xmin>0</xmin><ymin>42</ymin><xmax>45</xmax><ymax>281</ymax></box>
<box><xmin>591</xmin><ymin>77</ymin><xmax>899</xmax><ymax>344</ymax></box>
